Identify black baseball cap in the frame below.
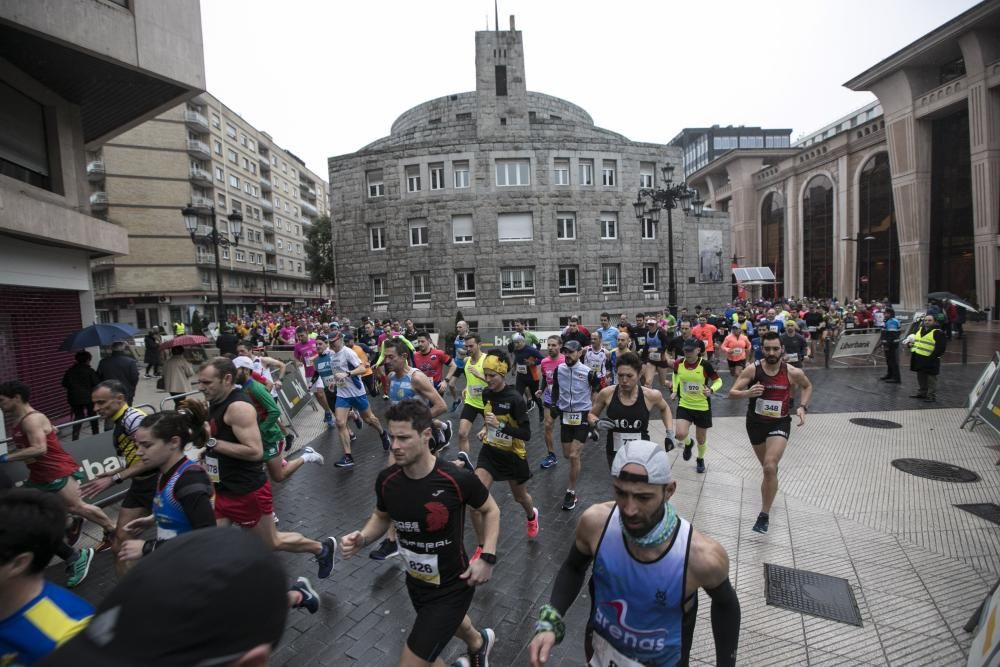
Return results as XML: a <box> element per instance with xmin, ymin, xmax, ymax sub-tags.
<box><xmin>561</xmin><ymin>339</ymin><xmax>582</xmax><ymax>353</ymax></box>
<box><xmin>42</xmin><ymin>528</ymin><xmax>289</xmax><ymax>667</ymax></box>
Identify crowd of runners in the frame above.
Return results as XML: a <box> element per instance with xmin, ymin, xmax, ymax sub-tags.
<box><xmin>4</xmin><ymin>294</ymin><xmax>955</xmax><ymax>666</ymax></box>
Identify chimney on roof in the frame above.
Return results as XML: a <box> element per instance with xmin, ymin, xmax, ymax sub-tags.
<box><xmin>510</xmin><ymin>15</ymin><xmax>515</xmax><ymax>31</ymax></box>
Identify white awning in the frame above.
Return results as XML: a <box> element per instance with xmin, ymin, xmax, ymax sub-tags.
<box><xmin>732</xmin><ymin>266</ymin><xmax>778</xmax><ymax>284</ymax></box>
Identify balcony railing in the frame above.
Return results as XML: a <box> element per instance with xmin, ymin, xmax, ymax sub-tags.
<box><xmin>191</xmin><ymin>195</ymin><xmax>214</xmax><ymax>209</ymax></box>
<box><xmin>260</xmin><ymin>177</ymin><xmax>272</xmax><ymax>192</ymax></box>
<box><xmin>189</xmin><ymin>166</ymin><xmax>212</xmax><ymax>184</ymax></box>
<box><xmin>264</xmin><ymin>243</ymin><xmax>276</xmax><ymax>254</ymax></box>
<box><xmin>90</xmin><ymin>192</ymin><xmax>109</xmax><ymax>210</ymax></box>
<box><xmin>259</xmin><ymin>155</ymin><xmax>271</xmax><ymax>171</ymax></box>
<box><xmin>300</xmin><ymin>200</ymin><xmax>318</xmax><ymax>217</ymax></box>
<box><xmin>183</xmin><ymin>110</ymin><xmax>209</xmax><ymax>132</ymax></box>
<box><xmin>186</xmin><ymin>139</ymin><xmax>211</xmax><ymax>159</ymax></box>
<box><xmin>260</xmin><ymin>199</ymin><xmax>274</xmax><ymax>212</ymax></box>
<box><xmin>86</xmin><ymin>160</ymin><xmax>105</xmax><ymax>181</ymax></box>
<box><xmin>261</xmin><ymin>220</ymin><xmax>274</xmax><ymax>231</ymax></box>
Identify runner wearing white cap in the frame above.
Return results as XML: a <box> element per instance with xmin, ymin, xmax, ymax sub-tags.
<box><xmin>527</xmin><ymin>440</ymin><xmax>740</xmax><ymax>667</ymax></box>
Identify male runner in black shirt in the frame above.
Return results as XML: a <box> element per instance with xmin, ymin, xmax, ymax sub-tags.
<box><xmin>340</xmin><ymin>400</ymin><xmax>501</xmax><ymax>667</ymax></box>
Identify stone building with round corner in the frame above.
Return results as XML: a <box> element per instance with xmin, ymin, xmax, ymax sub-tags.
<box><xmin>328</xmin><ymin>18</ymin><xmax>731</xmax><ymax>333</ymax></box>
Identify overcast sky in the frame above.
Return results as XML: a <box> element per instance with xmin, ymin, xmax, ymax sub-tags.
<box><xmin>201</xmin><ymin>0</ymin><xmax>979</xmax><ymax>178</ymax></box>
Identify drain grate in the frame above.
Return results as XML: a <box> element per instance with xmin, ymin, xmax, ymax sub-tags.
<box><xmin>764</xmin><ymin>563</ymin><xmax>863</xmax><ymax>626</ymax></box>
<box><xmin>955</xmin><ymin>503</ymin><xmax>1000</xmax><ymax>526</ymax></box>
<box><xmin>850</xmin><ymin>417</ymin><xmax>902</xmax><ymax>429</ymax></box>
<box><xmin>891</xmin><ymin>459</ymin><xmax>981</xmax><ymax>483</ymax></box>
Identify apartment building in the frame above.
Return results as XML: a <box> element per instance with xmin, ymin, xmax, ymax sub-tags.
<box><xmin>89</xmin><ymin>92</ymin><xmax>330</xmax><ymax>329</ymax></box>
<box><xmin>0</xmin><ymin>0</ymin><xmax>204</xmax><ymax>422</ymax></box>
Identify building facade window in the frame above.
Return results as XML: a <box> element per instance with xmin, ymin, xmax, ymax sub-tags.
<box><xmin>500</xmin><ymin>267</ymin><xmax>535</xmax><ymax>297</ymax></box>
<box><xmin>554</xmin><ymin>158</ymin><xmax>570</xmax><ymax>185</ymax></box>
<box><xmin>229</xmin><ymin>175</ymin><xmax>240</xmax><ymax>189</ymax></box>
<box><xmin>496</xmin><ymin>159</ymin><xmax>530</xmax><ymax>186</ymax></box>
<box><xmin>760</xmin><ymin>192</ymin><xmax>785</xmax><ymax>302</ymax></box>
<box><xmin>214</xmin><ymin>140</ymin><xmax>222</xmax><ymax>155</ymax></box>
<box><xmin>497</xmin><ymin>212</ymin><xmax>532</xmax><ymax>241</ymax></box>
<box><xmin>412</xmin><ymin>272</ymin><xmax>431</xmax><ymax>302</ymax></box>
<box><xmin>639</xmin><ymin>161</ymin><xmax>655</xmax><ymax>188</ymax></box>
<box><xmin>370</xmin><ymin>225</ymin><xmax>386</xmax><ymax>250</ymax></box>
<box><xmin>235</xmin><ymin>249</ymin><xmax>246</xmax><ymax>262</ymax></box>
<box><xmin>453</xmin><ymin>160</ymin><xmax>470</xmax><ymax>188</ymax></box>
<box><xmin>215</xmin><ymin>166</ymin><xmax>224</xmax><ymax>182</ymax></box>
<box><xmin>227</xmin><ymin>149</ymin><xmax>237</xmax><ymax>164</ymax></box>
<box><xmin>405</xmin><ymin>164</ymin><xmax>421</xmax><ymax>192</ymax></box>
<box><xmin>366</xmin><ymin>169</ymin><xmax>384</xmax><ymax>197</ymax></box>
<box><xmin>372</xmin><ymin>275</ymin><xmax>388</xmax><ymax>304</ymax></box>
<box><xmin>455</xmin><ymin>270</ymin><xmax>476</xmax><ymax>299</ymax></box>
<box><xmin>409</xmin><ymin>218</ymin><xmax>429</xmax><ymax>246</ymax></box>
<box><xmin>559</xmin><ymin>266</ymin><xmax>578</xmax><ymax>295</ymax></box>
<box><xmin>579</xmin><ymin>159</ymin><xmax>594</xmax><ymax>186</ymax></box>
<box><xmin>858</xmin><ymin>152</ymin><xmax>899</xmax><ymax>303</ymax></box>
<box><xmin>641</xmin><ymin>216</ymin><xmax>657</xmax><ymax>240</ymax></box>
<box><xmin>600</xmin><ymin>213</ymin><xmax>618</xmax><ymax>240</ymax></box>
<box><xmin>429</xmin><ymin>163</ymin><xmax>445</xmax><ymax>190</ymax></box>
<box><xmin>802</xmin><ymin>175</ymin><xmax>834</xmax><ymax>299</ymax></box>
<box><xmin>225</xmin><ymin>123</ymin><xmax>237</xmax><ymax>139</ymax></box>
<box><xmin>556</xmin><ymin>212</ymin><xmax>576</xmax><ymax>240</ymax></box>
<box><xmin>602</xmin><ymin>160</ymin><xmax>617</xmax><ymax>186</ymax></box>
<box><xmin>452</xmin><ymin>214</ymin><xmax>473</xmax><ymax>243</ymax></box>
<box><xmin>601</xmin><ymin>264</ymin><xmax>620</xmax><ymax>293</ymax></box>
<box><xmin>642</xmin><ymin>264</ymin><xmax>658</xmax><ymax>292</ymax></box>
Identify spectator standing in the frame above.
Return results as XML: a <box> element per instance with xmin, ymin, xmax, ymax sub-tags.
<box><xmin>216</xmin><ymin>326</ymin><xmax>240</xmax><ymax>357</ymax></box>
<box><xmin>906</xmin><ymin>314</ymin><xmax>947</xmax><ymax>402</ymax></box>
<box><xmin>97</xmin><ymin>341</ymin><xmax>139</xmax><ymax>404</ymax></box>
<box><xmin>61</xmin><ymin>351</ymin><xmax>100</xmax><ymax>440</ymax></box>
<box><xmin>143</xmin><ymin>327</ymin><xmax>162</xmax><ymax>378</ymax></box>
<box><xmin>162</xmin><ymin>347</ymin><xmax>195</xmax><ymax>407</ymax></box>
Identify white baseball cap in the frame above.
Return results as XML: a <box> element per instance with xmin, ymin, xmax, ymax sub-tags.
<box><xmin>232</xmin><ymin>356</ymin><xmax>255</xmax><ymax>371</ymax></box>
<box><xmin>611</xmin><ymin>440</ymin><xmax>672</xmax><ymax>484</ymax></box>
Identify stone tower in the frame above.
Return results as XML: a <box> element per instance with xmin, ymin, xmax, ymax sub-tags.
<box><xmin>475</xmin><ymin>15</ymin><xmax>528</xmax><ymax>137</ymax></box>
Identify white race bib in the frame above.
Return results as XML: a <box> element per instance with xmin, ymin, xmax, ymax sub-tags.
<box><xmin>589</xmin><ymin>362</ymin><xmax>601</xmax><ymax>372</ymax></box>
<box><xmin>204</xmin><ymin>455</ymin><xmax>220</xmax><ymax>484</ymax></box>
<box><xmin>399</xmin><ymin>547</ymin><xmax>440</xmax><ymax>586</ymax></box>
<box><xmin>786</xmin><ymin>352</ymin><xmax>799</xmax><ymax>363</ymax></box>
<box><xmin>589</xmin><ymin>633</ymin><xmax>644</xmax><ymax>667</ymax></box>
<box><xmin>755</xmin><ymin>398</ymin><xmax>783</xmax><ymax>418</ymax></box>
<box><xmin>612</xmin><ymin>431</ymin><xmax>641</xmax><ymax>451</ymax></box>
<box><xmin>486</xmin><ymin>426</ymin><xmax>513</xmax><ymax>447</ymax></box>
<box><xmin>808</xmin><ymin>326</ymin><xmax>818</xmax><ymax>333</ymax></box>
<box><xmin>469</xmin><ymin>385</ymin><xmax>484</xmax><ymax>399</ymax></box>
<box><xmin>648</xmin><ymin>351</ymin><xmax>661</xmax><ymax>361</ymax></box>
<box><xmin>769</xmin><ymin>325</ymin><xmax>779</xmax><ymax>332</ymax></box>
<box><xmin>562</xmin><ymin>411</ymin><xmax>582</xmax><ymax>426</ymax></box>
<box><xmin>516</xmin><ymin>364</ymin><xmax>527</xmax><ymax>375</ymax></box>
<box><xmin>684</xmin><ymin>381</ymin><xmax>702</xmax><ymax>394</ymax></box>
<box><xmin>304</xmin><ymin>355</ymin><xmax>315</xmax><ymax>368</ymax></box>
<box><xmin>323</xmin><ymin>375</ymin><xmax>337</xmax><ymax>389</ymax></box>
<box><xmin>846</xmin><ymin>323</ymin><xmax>855</xmax><ymax>329</ymax></box>
<box><xmin>157</xmin><ymin>525</ymin><xmax>179</xmax><ymax>541</ymax></box>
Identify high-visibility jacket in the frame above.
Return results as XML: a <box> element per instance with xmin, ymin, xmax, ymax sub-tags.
<box><xmin>912</xmin><ymin>328</ymin><xmax>936</xmax><ymax>357</ymax></box>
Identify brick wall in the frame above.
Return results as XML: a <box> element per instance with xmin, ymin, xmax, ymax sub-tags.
<box><xmin>0</xmin><ymin>287</ymin><xmax>82</xmax><ymax>425</ymax></box>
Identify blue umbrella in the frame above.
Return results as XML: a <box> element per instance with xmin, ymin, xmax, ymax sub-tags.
<box><xmin>59</xmin><ymin>323</ymin><xmax>139</xmax><ymax>351</ymax></box>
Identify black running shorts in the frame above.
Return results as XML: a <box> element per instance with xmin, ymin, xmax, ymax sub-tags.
<box><xmin>477</xmin><ymin>443</ymin><xmax>531</xmax><ymax>484</ymax></box>
<box><xmin>406</xmin><ymin>578</ymin><xmax>475</xmax><ymax>661</ymax></box>
<box><xmin>560</xmin><ymin>421</ymin><xmax>590</xmax><ymax>444</ymax></box>
<box><xmin>460</xmin><ymin>403</ymin><xmax>484</xmax><ymax>423</ymax></box>
<box><xmin>121</xmin><ymin>474</ymin><xmax>157</xmax><ymax>510</ymax></box>
<box><xmin>746</xmin><ymin>417</ymin><xmax>792</xmax><ymax>445</ymax></box>
<box><xmin>676</xmin><ymin>405</ymin><xmax>713</xmax><ymax>429</ymax></box>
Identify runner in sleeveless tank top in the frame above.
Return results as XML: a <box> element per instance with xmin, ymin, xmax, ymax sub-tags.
<box><xmin>728</xmin><ymin>331</ymin><xmax>813</xmax><ymax>534</ymax></box>
<box><xmin>0</xmin><ymin>381</ymin><xmax>114</xmax><ymax>588</ymax></box>
<box><xmin>368</xmin><ymin>340</ymin><xmax>452</xmax><ymax>562</ymax></box>
<box><xmin>197</xmin><ymin>358</ymin><xmax>338</xmax><ymax>579</ymax></box>
<box><xmin>527</xmin><ymin>440</ymin><xmax>740</xmax><ymax>667</ymax></box>
<box><xmin>588</xmin><ymin>352</ymin><xmax>674</xmax><ymax>468</ymax></box>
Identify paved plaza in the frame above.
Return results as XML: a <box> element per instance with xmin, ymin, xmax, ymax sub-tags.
<box><xmin>59</xmin><ymin>329</ymin><xmax>1000</xmax><ymax>666</ymax></box>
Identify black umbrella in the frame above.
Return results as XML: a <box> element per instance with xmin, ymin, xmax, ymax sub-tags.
<box><xmin>59</xmin><ymin>323</ymin><xmax>139</xmax><ymax>351</ymax></box>
<box><xmin>927</xmin><ymin>292</ymin><xmax>978</xmax><ymax>312</ymax></box>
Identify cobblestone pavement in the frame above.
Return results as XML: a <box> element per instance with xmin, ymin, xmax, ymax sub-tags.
<box><xmin>58</xmin><ymin>333</ymin><xmax>1000</xmax><ymax>666</ymax></box>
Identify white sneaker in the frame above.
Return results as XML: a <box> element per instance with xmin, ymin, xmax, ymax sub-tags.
<box><xmin>301</xmin><ymin>446</ymin><xmax>325</xmax><ymax>465</ymax></box>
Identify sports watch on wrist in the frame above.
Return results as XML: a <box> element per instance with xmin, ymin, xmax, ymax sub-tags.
<box><xmin>479</xmin><ymin>552</ymin><xmax>497</xmax><ymax>565</ymax></box>
<box><xmin>205</xmin><ymin>437</ymin><xmax>218</xmax><ymax>449</ymax></box>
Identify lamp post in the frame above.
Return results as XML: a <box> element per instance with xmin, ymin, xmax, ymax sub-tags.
<box><xmin>842</xmin><ymin>233</ymin><xmax>876</xmax><ymax>301</ymax></box>
<box><xmin>261</xmin><ymin>263</ymin><xmax>277</xmax><ymax>311</ymax></box>
<box><xmin>633</xmin><ymin>164</ymin><xmax>703</xmax><ymax>316</ymax></box>
<box><xmin>183</xmin><ymin>205</ymin><xmax>243</xmax><ymax>323</ymax></box>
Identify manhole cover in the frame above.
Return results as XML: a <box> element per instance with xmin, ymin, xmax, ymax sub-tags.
<box><xmin>891</xmin><ymin>459</ymin><xmax>980</xmax><ymax>482</ymax></box>
<box><xmin>955</xmin><ymin>503</ymin><xmax>1000</xmax><ymax>526</ymax></box>
<box><xmin>764</xmin><ymin>563</ymin><xmax>862</xmax><ymax>626</ymax></box>
<box><xmin>850</xmin><ymin>418</ymin><xmax>902</xmax><ymax>429</ymax></box>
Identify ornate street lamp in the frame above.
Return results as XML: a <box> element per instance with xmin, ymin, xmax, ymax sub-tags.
<box><xmin>183</xmin><ymin>205</ymin><xmax>243</xmax><ymax>321</ymax></box>
<box><xmin>633</xmin><ymin>164</ymin><xmax>704</xmax><ymax>316</ymax></box>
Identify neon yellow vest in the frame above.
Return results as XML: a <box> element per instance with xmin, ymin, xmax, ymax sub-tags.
<box><xmin>912</xmin><ymin>328</ymin><xmax>936</xmax><ymax>357</ymax></box>
<box><xmin>463</xmin><ymin>353</ymin><xmax>488</xmax><ymax>409</ymax></box>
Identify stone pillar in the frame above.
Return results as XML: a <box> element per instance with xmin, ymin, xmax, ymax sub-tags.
<box><xmin>783</xmin><ymin>174</ymin><xmax>799</xmax><ymax>296</ymax></box>
<box><xmin>835</xmin><ymin>154</ymin><xmax>852</xmax><ymax>301</ymax></box>
<box><xmin>724</xmin><ymin>157</ymin><xmax>765</xmax><ymax>296</ymax></box>
<box><xmin>960</xmin><ymin>31</ymin><xmax>1000</xmax><ymax>311</ymax></box>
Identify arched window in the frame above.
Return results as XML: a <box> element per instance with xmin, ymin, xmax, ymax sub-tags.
<box><xmin>760</xmin><ymin>192</ymin><xmax>784</xmax><ymax>301</ymax></box>
<box><xmin>858</xmin><ymin>153</ymin><xmax>899</xmax><ymax>303</ymax></box>
<box><xmin>802</xmin><ymin>175</ymin><xmax>834</xmax><ymax>298</ymax></box>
